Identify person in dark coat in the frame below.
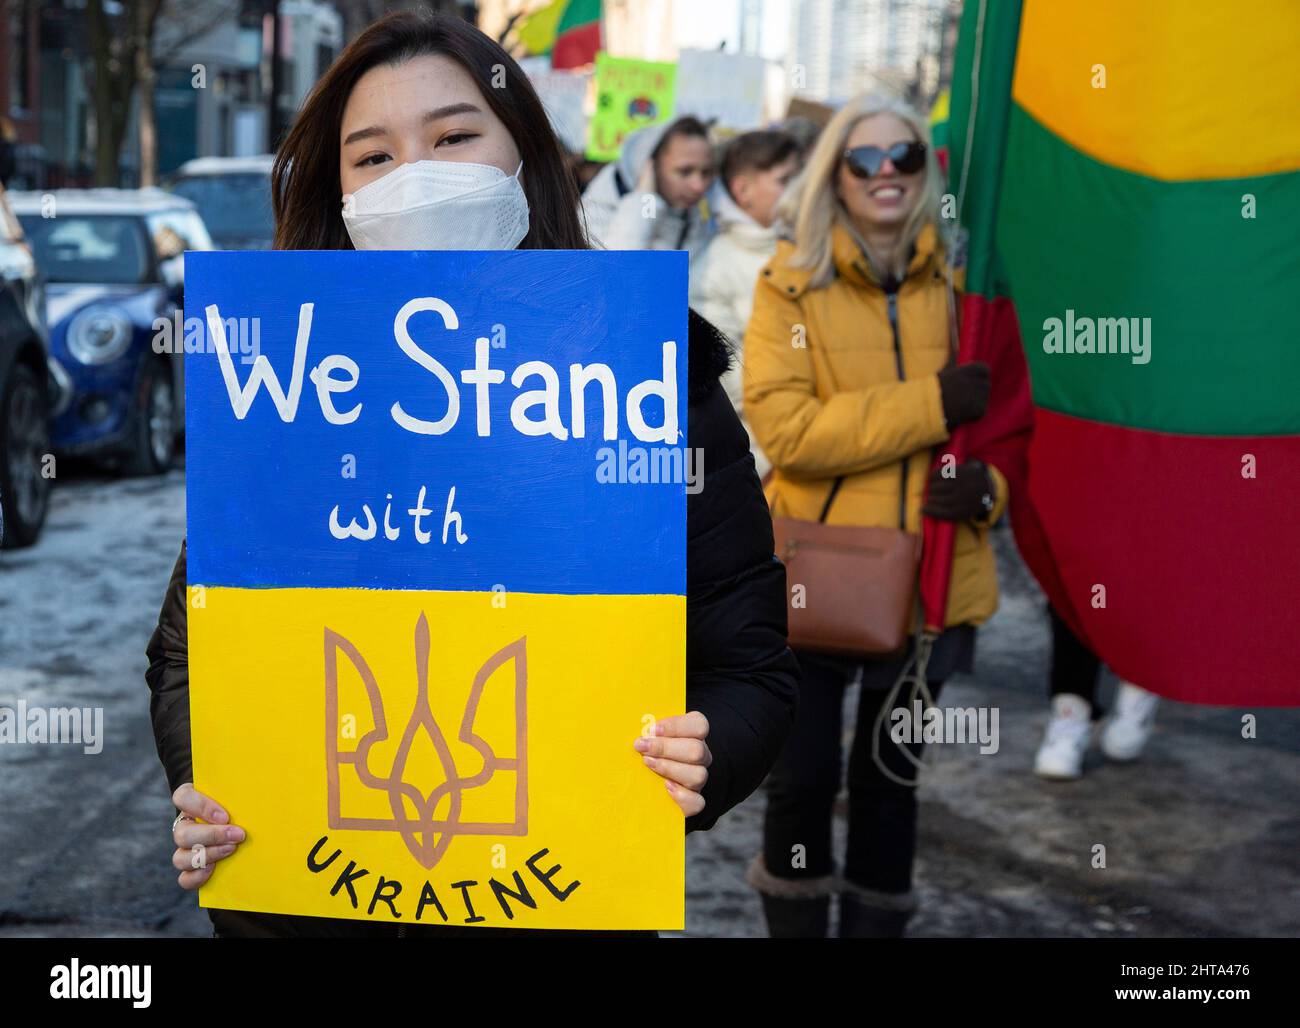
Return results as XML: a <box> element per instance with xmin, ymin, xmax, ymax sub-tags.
<box><xmin>0</xmin><ymin>116</ymin><xmax>16</xmax><ymax>187</ymax></box>
<box><xmin>145</xmin><ymin>10</ymin><xmax>798</xmax><ymax>938</ymax></box>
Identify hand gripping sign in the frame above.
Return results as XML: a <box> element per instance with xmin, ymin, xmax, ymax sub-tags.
<box><xmin>184</xmin><ymin>250</ymin><xmax>688</xmax><ymax>930</ymax></box>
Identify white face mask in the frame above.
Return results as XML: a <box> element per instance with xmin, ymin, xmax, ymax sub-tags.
<box><xmin>341</xmin><ymin>159</ymin><xmax>529</xmax><ymax>251</ymax></box>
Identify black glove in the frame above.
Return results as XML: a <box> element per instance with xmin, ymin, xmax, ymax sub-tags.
<box><xmin>922</xmin><ymin>460</ymin><xmax>994</xmax><ymax>522</ymax></box>
<box><xmin>936</xmin><ymin>361</ymin><xmax>990</xmax><ymax>429</ymax></box>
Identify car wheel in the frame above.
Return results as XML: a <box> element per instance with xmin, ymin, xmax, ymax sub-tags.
<box><xmin>124</xmin><ymin>359</ymin><xmax>176</xmax><ymax>476</ymax></box>
<box><xmin>0</xmin><ymin>362</ymin><xmax>52</xmax><ymax>548</ymax></box>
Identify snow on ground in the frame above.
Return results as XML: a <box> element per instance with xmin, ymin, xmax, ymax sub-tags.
<box><xmin>1</xmin><ymin>465</ymin><xmax>1296</xmax><ymax>936</ymax></box>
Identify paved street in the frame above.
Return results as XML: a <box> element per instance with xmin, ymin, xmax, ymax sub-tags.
<box><xmin>1</xmin><ymin>465</ymin><xmax>1297</xmax><ymax>937</ymax></box>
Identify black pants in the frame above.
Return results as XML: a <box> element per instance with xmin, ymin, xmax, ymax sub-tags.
<box><xmin>1048</xmin><ymin>603</ymin><xmax>1103</xmax><ymax>715</ymax></box>
<box><xmin>761</xmin><ymin>650</ymin><xmax>946</xmax><ymax>895</ymax></box>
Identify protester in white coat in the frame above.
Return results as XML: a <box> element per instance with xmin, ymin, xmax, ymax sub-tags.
<box><xmin>689</xmin><ymin>130</ymin><xmax>802</xmax><ymax>476</ymax></box>
<box><xmin>582</xmin><ymin>117</ymin><xmax>716</xmax><ymax>260</ymax></box>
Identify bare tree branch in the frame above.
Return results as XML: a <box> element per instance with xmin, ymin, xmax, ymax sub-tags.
<box><xmin>152</xmin><ymin>0</ymin><xmax>242</xmax><ymax>63</ymax></box>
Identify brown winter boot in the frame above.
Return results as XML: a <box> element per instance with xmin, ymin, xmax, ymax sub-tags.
<box><xmin>837</xmin><ymin>881</ymin><xmax>916</xmax><ymax>938</ymax></box>
<box><xmin>746</xmin><ymin>855</ymin><xmax>835</xmax><ymax>938</ymax></box>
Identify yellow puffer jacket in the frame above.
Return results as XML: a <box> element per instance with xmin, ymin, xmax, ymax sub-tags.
<box><xmin>742</xmin><ymin>220</ymin><xmax>1007</xmax><ymax>628</ymax></box>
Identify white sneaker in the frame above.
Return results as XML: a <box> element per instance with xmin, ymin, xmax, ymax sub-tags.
<box><xmin>1034</xmin><ymin>694</ymin><xmax>1093</xmax><ymax>780</ymax></box>
<box><xmin>1100</xmin><ymin>682</ymin><xmax>1159</xmax><ymax>762</ymax></box>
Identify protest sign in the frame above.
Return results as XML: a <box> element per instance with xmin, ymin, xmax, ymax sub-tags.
<box><xmin>586</xmin><ymin>52</ymin><xmax>677</xmax><ymax>161</ymax></box>
<box><xmin>184</xmin><ymin>249</ymin><xmax>688</xmax><ymax>930</ymax></box>
<box><xmin>519</xmin><ymin>55</ymin><xmax>592</xmax><ymax>154</ymax></box>
<box><xmin>676</xmin><ymin>48</ymin><xmax>766</xmax><ymax>132</ymax></box>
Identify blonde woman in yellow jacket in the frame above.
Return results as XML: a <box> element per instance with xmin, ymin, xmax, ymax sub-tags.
<box><xmin>742</xmin><ymin>93</ymin><xmax>1003</xmax><ymax>938</ymax></box>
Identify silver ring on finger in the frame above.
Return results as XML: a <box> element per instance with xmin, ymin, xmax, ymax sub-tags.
<box><xmin>172</xmin><ymin>812</ymin><xmax>196</xmax><ymax>835</ymax></box>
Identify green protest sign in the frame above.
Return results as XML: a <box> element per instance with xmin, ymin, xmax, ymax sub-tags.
<box><xmin>586</xmin><ymin>52</ymin><xmax>677</xmax><ymax>162</ymax></box>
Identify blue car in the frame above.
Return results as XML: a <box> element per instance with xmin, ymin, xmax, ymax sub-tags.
<box><xmin>11</xmin><ymin>189</ymin><xmax>213</xmax><ymax>475</ymax></box>
<box><xmin>167</xmin><ymin>154</ymin><xmax>275</xmax><ymax>251</ymax></box>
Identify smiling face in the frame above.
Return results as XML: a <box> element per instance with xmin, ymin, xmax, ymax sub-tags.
<box><xmin>835</xmin><ymin>112</ymin><xmax>924</xmax><ymax>232</ymax></box>
<box><xmin>654</xmin><ymin>133</ymin><xmax>715</xmax><ymax>210</ymax></box>
<box><xmin>338</xmin><ymin>54</ymin><xmax>521</xmax><ymax>200</ymax></box>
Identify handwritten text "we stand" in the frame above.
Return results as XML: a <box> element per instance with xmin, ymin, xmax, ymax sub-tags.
<box><xmin>204</xmin><ymin>297</ymin><xmax>681</xmax><ymax>443</ymax></box>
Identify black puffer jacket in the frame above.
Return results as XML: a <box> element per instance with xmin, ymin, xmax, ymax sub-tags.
<box><xmin>145</xmin><ymin>309</ymin><xmax>799</xmax><ymax>937</ymax></box>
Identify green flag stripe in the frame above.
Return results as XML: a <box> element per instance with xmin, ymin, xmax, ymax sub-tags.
<box><xmin>947</xmin><ymin>0</ymin><xmax>1022</xmax><ymax>298</ymax></box>
<box><xmin>930</xmin><ymin>118</ymin><xmax>948</xmax><ymax>151</ymax></box>
<box><xmin>1000</xmin><ymin>103</ymin><xmax>1300</xmax><ymax>437</ymax></box>
<box><xmin>557</xmin><ymin>0</ymin><xmax>601</xmax><ymax>35</ymax></box>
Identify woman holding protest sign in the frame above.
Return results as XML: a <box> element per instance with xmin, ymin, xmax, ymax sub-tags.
<box><xmin>145</xmin><ymin>9</ymin><xmax>797</xmax><ymax>938</ymax></box>
<box><xmin>742</xmin><ymin>93</ymin><xmax>1003</xmax><ymax>937</ymax></box>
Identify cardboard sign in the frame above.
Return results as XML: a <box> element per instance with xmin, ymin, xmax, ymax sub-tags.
<box><xmin>676</xmin><ymin>49</ymin><xmax>766</xmax><ymax>132</ymax></box>
<box><xmin>586</xmin><ymin>52</ymin><xmax>677</xmax><ymax>161</ymax></box>
<box><xmin>184</xmin><ymin>250</ymin><xmax>688</xmax><ymax>930</ymax></box>
<box><xmin>785</xmin><ymin>96</ymin><xmax>837</xmax><ymax>128</ymax></box>
<box><xmin>519</xmin><ymin>55</ymin><xmax>593</xmax><ymax>155</ymax></box>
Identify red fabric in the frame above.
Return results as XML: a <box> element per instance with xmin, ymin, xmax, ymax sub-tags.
<box><xmin>1025</xmin><ymin>410</ymin><xmax>1300</xmax><ymax>706</ymax></box>
<box><xmin>551</xmin><ymin>21</ymin><xmax>601</xmax><ymax>69</ymax></box>
<box><xmin>920</xmin><ymin>294</ymin><xmax>1034</xmax><ymax>630</ymax></box>
<box><xmin>920</xmin><ymin>297</ymin><xmax>1300</xmax><ymax>706</ymax></box>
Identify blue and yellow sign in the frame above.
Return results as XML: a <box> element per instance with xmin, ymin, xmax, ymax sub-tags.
<box><xmin>184</xmin><ymin>250</ymin><xmax>688</xmax><ymax>929</ymax></box>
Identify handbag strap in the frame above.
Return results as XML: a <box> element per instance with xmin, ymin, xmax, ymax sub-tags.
<box><xmin>818</xmin><ymin>477</ymin><xmax>844</xmax><ymax>523</ymax></box>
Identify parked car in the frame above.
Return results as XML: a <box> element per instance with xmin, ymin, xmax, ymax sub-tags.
<box><xmin>166</xmin><ymin>154</ymin><xmax>274</xmax><ymax>250</ymax></box>
<box><xmin>10</xmin><ymin>188</ymin><xmax>213</xmax><ymax>476</ymax></box>
<box><xmin>0</xmin><ymin>182</ymin><xmax>50</xmax><ymax>548</ymax></box>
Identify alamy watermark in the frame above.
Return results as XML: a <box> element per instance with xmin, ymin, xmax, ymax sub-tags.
<box><xmin>890</xmin><ymin>699</ymin><xmax>1000</xmax><ymax>754</ymax></box>
<box><xmin>595</xmin><ymin>441</ymin><xmax>703</xmax><ymax>494</ymax></box>
<box><xmin>152</xmin><ymin>311</ymin><xmax>261</xmax><ymax>364</ymax></box>
<box><xmin>0</xmin><ymin>700</ymin><xmax>103</xmax><ymax>754</ymax></box>
<box><xmin>1042</xmin><ymin>309</ymin><xmax>1151</xmax><ymax>365</ymax></box>
<box><xmin>49</xmin><ymin>960</ymin><xmax>150</xmax><ymax>1007</ymax></box>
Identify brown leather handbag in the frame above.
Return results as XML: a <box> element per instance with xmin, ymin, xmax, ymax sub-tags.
<box><xmin>771</xmin><ymin>477</ymin><xmax>920</xmax><ymax>658</ymax></box>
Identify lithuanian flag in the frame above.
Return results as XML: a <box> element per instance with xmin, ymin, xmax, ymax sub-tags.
<box><xmin>517</xmin><ymin>0</ymin><xmax>602</xmax><ymax>70</ymax></box>
<box><xmin>936</xmin><ymin>0</ymin><xmax>1300</xmax><ymax>706</ymax></box>
<box><xmin>928</xmin><ymin>88</ymin><xmax>950</xmax><ymax>173</ymax></box>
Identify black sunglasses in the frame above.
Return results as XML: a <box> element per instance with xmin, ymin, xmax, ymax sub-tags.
<box><xmin>843</xmin><ymin>141</ymin><xmax>927</xmax><ymax>178</ymax></box>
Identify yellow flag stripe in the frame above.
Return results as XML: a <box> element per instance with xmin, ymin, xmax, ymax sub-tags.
<box><xmin>1012</xmin><ymin>0</ymin><xmax>1300</xmax><ymax>180</ymax></box>
<box><xmin>517</xmin><ymin>0</ymin><xmax>568</xmax><ymax>55</ymax></box>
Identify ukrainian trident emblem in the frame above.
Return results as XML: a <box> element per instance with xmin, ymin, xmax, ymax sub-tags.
<box><xmin>324</xmin><ymin>613</ymin><xmax>528</xmax><ymax>869</ymax></box>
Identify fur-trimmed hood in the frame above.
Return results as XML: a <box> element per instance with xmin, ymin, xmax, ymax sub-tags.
<box><xmin>687</xmin><ymin>307</ymin><xmax>733</xmax><ymax>404</ymax></box>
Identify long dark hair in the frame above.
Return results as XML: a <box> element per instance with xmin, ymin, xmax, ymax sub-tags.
<box><xmin>272</xmin><ymin>10</ymin><xmax>588</xmax><ymax>250</ymax></box>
